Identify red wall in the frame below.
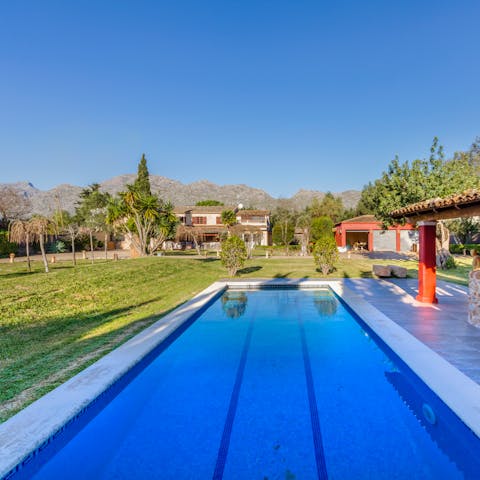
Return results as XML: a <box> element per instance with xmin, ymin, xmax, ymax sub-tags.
<box><xmin>335</xmin><ymin>221</ymin><xmax>415</xmax><ymax>252</ymax></box>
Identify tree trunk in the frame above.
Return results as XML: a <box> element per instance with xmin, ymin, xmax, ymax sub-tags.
<box><xmin>104</xmin><ymin>232</ymin><xmax>108</xmax><ymax>260</ymax></box>
<box><xmin>301</xmin><ymin>228</ymin><xmax>309</xmax><ymax>256</ymax></box>
<box><xmin>89</xmin><ymin>230</ymin><xmax>94</xmax><ymax>263</ymax></box>
<box><xmin>246</xmin><ymin>234</ymin><xmax>253</xmax><ymax>259</ymax></box>
<box><xmin>436</xmin><ymin>221</ymin><xmax>452</xmax><ymax>268</ymax></box>
<box><xmin>283</xmin><ymin>221</ymin><xmax>289</xmax><ymax>256</ymax></box>
<box><xmin>25</xmin><ymin>233</ymin><xmax>31</xmax><ymax>273</ymax></box>
<box><xmin>39</xmin><ymin>234</ymin><xmax>49</xmax><ymax>273</ymax></box>
<box><xmin>71</xmin><ymin>233</ymin><xmax>76</xmax><ymax>266</ymax></box>
<box><xmin>193</xmin><ymin>236</ymin><xmax>201</xmax><ymax>255</ymax></box>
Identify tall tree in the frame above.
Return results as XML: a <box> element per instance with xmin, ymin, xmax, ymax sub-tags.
<box><xmin>308</xmin><ymin>193</ymin><xmax>344</xmax><ymax>223</ymax></box>
<box><xmin>75</xmin><ymin>184</ymin><xmax>111</xmax><ymax>262</ymax></box>
<box><xmin>53</xmin><ymin>211</ymin><xmax>81</xmax><ymax>266</ymax></box>
<box><xmin>360</xmin><ymin>137</ymin><xmax>480</xmax><ymax>267</ymax></box>
<box><xmin>360</xmin><ymin>138</ymin><xmax>480</xmax><ymax>226</ymax></box>
<box><xmin>107</xmin><ymin>157</ymin><xmax>176</xmax><ymax>256</ymax></box>
<box><xmin>296</xmin><ymin>211</ymin><xmax>312</xmax><ymax>256</ymax></box>
<box><xmin>354</xmin><ymin>183</ymin><xmax>377</xmax><ymax>216</ymax></box>
<box><xmin>133</xmin><ymin>153</ymin><xmax>152</xmax><ymax>196</ymax></box>
<box><xmin>272</xmin><ymin>208</ymin><xmax>296</xmax><ymax>254</ymax></box>
<box><xmin>454</xmin><ymin>135</ymin><xmax>480</xmax><ymax>174</ymax></box>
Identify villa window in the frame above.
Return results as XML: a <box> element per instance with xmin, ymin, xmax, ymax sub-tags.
<box><xmin>192</xmin><ymin>216</ymin><xmax>207</xmax><ymax>225</ymax></box>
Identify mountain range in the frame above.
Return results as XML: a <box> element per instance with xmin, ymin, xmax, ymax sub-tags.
<box><xmin>1</xmin><ymin>175</ymin><xmax>361</xmax><ymax>216</ymax></box>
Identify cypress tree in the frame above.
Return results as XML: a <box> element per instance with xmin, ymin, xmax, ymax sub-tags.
<box><xmin>134</xmin><ymin>153</ymin><xmax>152</xmax><ymax>196</ymax></box>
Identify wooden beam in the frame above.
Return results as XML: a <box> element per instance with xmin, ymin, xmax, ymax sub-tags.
<box><xmin>396</xmin><ymin>203</ymin><xmax>480</xmax><ymax>224</ymax></box>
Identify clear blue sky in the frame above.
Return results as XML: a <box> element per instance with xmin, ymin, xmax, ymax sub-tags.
<box><xmin>1</xmin><ymin>1</ymin><xmax>479</xmax><ymax>197</ymax></box>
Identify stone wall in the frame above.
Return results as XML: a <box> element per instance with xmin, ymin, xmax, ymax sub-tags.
<box><xmin>468</xmin><ymin>270</ymin><xmax>480</xmax><ymax>327</ymax></box>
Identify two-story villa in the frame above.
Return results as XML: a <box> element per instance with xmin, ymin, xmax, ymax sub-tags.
<box><xmin>173</xmin><ymin>206</ymin><xmax>271</xmax><ymax>247</ymax></box>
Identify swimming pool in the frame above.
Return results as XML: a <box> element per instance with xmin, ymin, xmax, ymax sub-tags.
<box><xmin>2</xmin><ymin>284</ymin><xmax>480</xmax><ymax>479</ymax></box>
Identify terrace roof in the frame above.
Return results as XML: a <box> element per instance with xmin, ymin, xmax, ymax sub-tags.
<box><xmin>391</xmin><ymin>189</ymin><xmax>480</xmax><ymax>222</ymax></box>
<box><xmin>389</xmin><ymin>189</ymin><xmax>480</xmax><ymax>304</ymax></box>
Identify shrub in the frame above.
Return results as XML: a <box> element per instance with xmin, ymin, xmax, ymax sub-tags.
<box><xmin>444</xmin><ymin>255</ymin><xmax>456</xmax><ymax>269</ymax></box>
<box><xmin>449</xmin><ymin>244</ymin><xmax>478</xmax><ymax>255</ymax></box>
<box><xmin>0</xmin><ymin>231</ymin><xmax>18</xmax><ymax>257</ymax></box>
<box><xmin>311</xmin><ymin>216</ymin><xmax>334</xmax><ymax>242</ymax></box>
<box><xmin>47</xmin><ymin>240</ymin><xmax>68</xmax><ymax>254</ymax></box>
<box><xmin>313</xmin><ymin>236</ymin><xmax>339</xmax><ymax>276</ymax></box>
<box><xmin>220</xmin><ymin>235</ymin><xmax>247</xmax><ymax>276</ymax></box>
<box><xmin>74</xmin><ymin>234</ymin><xmax>96</xmax><ymax>251</ymax></box>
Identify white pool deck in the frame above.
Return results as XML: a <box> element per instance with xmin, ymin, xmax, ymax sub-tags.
<box><xmin>1</xmin><ymin>278</ymin><xmax>480</xmax><ymax>478</ymax></box>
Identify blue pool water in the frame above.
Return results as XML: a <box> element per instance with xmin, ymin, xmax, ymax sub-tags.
<box><xmin>10</xmin><ymin>288</ymin><xmax>480</xmax><ymax>479</ymax></box>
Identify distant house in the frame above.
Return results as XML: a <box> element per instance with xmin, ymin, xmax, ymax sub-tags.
<box><xmin>333</xmin><ymin>215</ymin><xmax>417</xmax><ymax>252</ymax></box>
<box><xmin>173</xmin><ymin>206</ymin><xmax>271</xmax><ymax>248</ymax></box>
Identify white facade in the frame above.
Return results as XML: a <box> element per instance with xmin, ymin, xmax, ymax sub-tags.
<box><xmin>174</xmin><ymin>206</ymin><xmax>271</xmax><ymax>247</ymax></box>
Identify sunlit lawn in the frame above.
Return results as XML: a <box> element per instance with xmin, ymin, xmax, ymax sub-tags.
<box><xmin>0</xmin><ymin>253</ymin><xmax>471</xmax><ymax>422</ymax></box>
<box><xmin>0</xmin><ymin>257</ymin><xmax>222</xmax><ymax>422</ymax></box>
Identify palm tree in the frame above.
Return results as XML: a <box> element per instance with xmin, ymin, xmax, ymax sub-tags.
<box><xmin>110</xmin><ymin>187</ymin><xmax>161</xmax><ymax>256</ymax></box>
<box><xmin>149</xmin><ymin>202</ymin><xmax>178</xmax><ymax>253</ymax></box>
<box><xmin>29</xmin><ymin>216</ymin><xmax>50</xmax><ymax>273</ymax></box>
<box><xmin>9</xmin><ymin>219</ymin><xmax>32</xmax><ymax>272</ymax></box>
<box><xmin>221</xmin><ymin>209</ymin><xmax>237</xmax><ymax>236</ymax></box>
<box><xmin>176</xmin><ymin>224</ymin><xmax>204</xmax><ymax>255</ymax></box>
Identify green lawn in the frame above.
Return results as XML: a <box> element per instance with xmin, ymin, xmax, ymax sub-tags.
<box><xmin>0</xmin><ymin>253</ymin><xmax>471</xmax><ymax>422</ymax></box>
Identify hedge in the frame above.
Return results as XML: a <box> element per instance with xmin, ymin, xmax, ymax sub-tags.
<box><xmin>449</xmin><ymin>244</ymin><xmax>479</xmax><ymax>255</ymax></box>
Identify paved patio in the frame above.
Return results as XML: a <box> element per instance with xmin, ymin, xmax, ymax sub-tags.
<box><xmin>343</xmin><ymin>278</ymin><xmax>480</xmax><ymax>385</ymax></box>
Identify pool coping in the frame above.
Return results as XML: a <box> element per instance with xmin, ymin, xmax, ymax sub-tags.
<box><xmin>1</xmin><ymin>279</ymin><xmax>480</xmax><ymax>478</ymax></box>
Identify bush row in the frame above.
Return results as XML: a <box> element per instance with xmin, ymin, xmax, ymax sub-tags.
<box><xmin>449</xmin><ymin>244</ymin><xmax>480</xmax><ymax>255</ymax></box>
<box><xmin>0</xmin><ymin>231</ymin><xmax>105</xmax><ymax>257</ymax></box>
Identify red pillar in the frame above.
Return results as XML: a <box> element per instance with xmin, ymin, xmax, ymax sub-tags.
<box><xmin>416</xmin><ymin>221</ymin><xmax>438</xmax><ymax>304</ymax></box>
<box><xmin>368</xmin><ymin>230</ymin><xmax>373</xmax><ymax>251</ymax></box>
<box><xmin>396</xmin><ymin>228</ymin><xmax>401</xmax><ymax>252</ymax></box>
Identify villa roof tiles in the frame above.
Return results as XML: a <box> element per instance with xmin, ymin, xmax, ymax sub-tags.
<box><xmin>336</xmin><ymin>215</ymin><xmax>378</xmax><ymax>225</ymax></box>
<box><xmin>173</xmin><ymin>206</ymin><xmax>269</xmax><ymax>215</ymax></box>
<box><xmin>390</xmin><ymin>189</ymin><xmax>480</xmax><ymax>218</ymax></box>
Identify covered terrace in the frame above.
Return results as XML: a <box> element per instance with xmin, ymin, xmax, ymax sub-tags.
<box><xmin>391</xmin><ymin>189</ymin><xmax>480</xmax><ymax>304</ymax></box>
